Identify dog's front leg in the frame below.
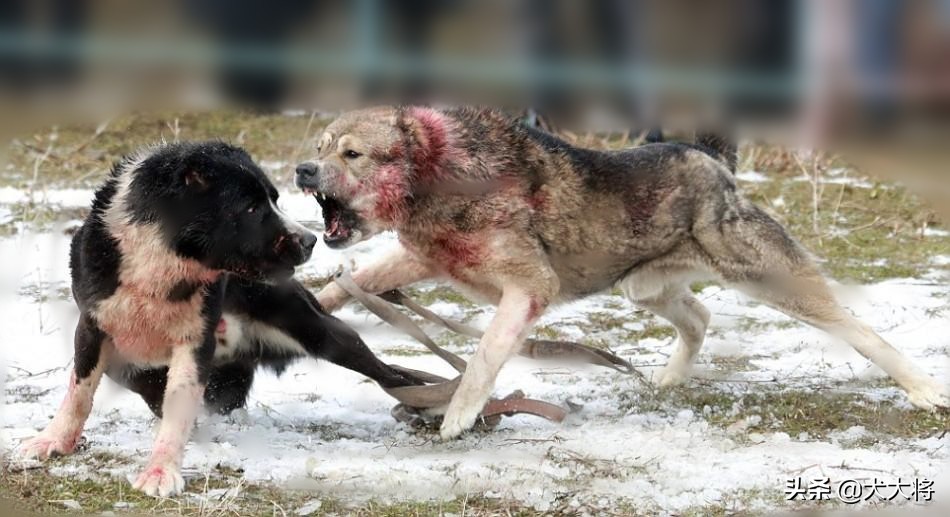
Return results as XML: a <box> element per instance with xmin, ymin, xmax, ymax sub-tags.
<box><xmin>132</xmin><ymin>277</ymin><xmax>221</xmax><ymax>497</ymax></box>
<box><xmin>20</xmin><ymin>315</ymin><xmax>109</xmax><ymax>459</ymax></box>
<box><xmin>133</xmin><ymin>284</ymin><xmax>220</xmax><ymax>497</ymax></box>
<box><xmin>131</xmin><ymin>342</ymin><xmax>207</xmax><ymax>497</ymax></box>
<box><xmin>130</xmin><ymin>344</ymin><xmax>212</xmax><ymax>497</ymax></box>
<box><xmin>440</xmin><ymin>286</ymin><xmax>547</xmax><ymax>440</ymax></box>
<box><xmin>317</xmin><ymin>244</ymin><xmax>434</xmax><ymax>312</ymax></box>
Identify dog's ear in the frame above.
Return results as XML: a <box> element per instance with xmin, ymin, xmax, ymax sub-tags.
<box><xmin>396</xmin><ymin>107</ymin><xmax>449</xmax><ymax>176</ymax></box>
<box><xmin>183</xmin><ymin>169</ymin><xmax>210</xmax><ymax>191</ymax></box>
<box><xmin>397</xmin><ymin>107</ymin><xmax>445</xmax><ymax>150</ymax></box>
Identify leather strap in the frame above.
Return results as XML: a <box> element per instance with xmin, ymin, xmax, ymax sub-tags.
<box><xmin>334</xmin><ymin>270</ymin><xmax>639</xmax><ymax>426</ymax></box>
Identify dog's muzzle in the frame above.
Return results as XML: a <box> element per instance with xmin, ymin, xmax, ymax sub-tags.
<box><xmin>293</xmin><ymin>230</ymin><xmax>318</xmax><ymax>261</ymax></box>
<box><xmin>295</xmin><ymin>162</ymin><xmax>319</xmax><ymax>190</ymax></box>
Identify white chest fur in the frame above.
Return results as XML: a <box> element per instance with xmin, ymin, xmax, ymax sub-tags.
<box><xmin>94</xmin><ymin>189</ymin><xmax>220</xmax><ymax>365</ymax></box>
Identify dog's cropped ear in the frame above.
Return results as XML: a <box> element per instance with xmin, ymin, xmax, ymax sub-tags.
<box><xmin>395</xmin><ymin>107</ymin><xmax>450</xmax><ymax>176</ymax></box>
<box><xmin>183</xmin><ymin>169</ymin><xmax>210</xmax><ymax>191</ymax></box>
<box><xmin>397</xmin><ymin>107</ymin><xmax>447</xmax><ymax>149</ymax></box>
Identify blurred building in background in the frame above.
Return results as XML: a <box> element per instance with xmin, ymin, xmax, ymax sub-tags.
<box><xmin>0</xmin><ymin>0</ymin><xmax>948</xmax><ymax>167</ymax></box>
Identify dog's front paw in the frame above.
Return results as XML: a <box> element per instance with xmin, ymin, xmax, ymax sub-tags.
<box><xmin>905</xmin><ymin>378</ymin><xmax>950</xmax><ymax>411</ymax></box>
<box><xmin>653</xmin><ymin>364</ymin><xmax>690</xmax><ymax>388</ymax></box>
<box><xmin>439</xmin><ymin>404</ymin><xmax>480</xmax><ymax>441</ymax></box>
<box><xmin>133</xmin><ymin>461</ymin><xmax>185</xmax><ymax>497</ymax></box>
<box><xmin>19</xmin><ymin>432</ymin><xmax>78</xmax><ymax>460</ymax></box>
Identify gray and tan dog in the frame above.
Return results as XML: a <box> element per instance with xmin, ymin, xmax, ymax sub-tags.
<box><xmin>295</xmin><ymin>106</ymin><xmax>949</xmax><ymax>440</ymax></box>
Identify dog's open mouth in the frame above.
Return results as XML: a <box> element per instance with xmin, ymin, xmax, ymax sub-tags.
<box><xmin>304</xmin><ymin>189</ymin><xmax>360</xmax><ymax>248</ymax></box>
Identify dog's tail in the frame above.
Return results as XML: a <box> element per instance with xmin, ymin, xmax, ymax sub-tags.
<box><xmin>694</xmin><ymin>132</ymin><xmax>737</xmax><ymax>173</ymax></box>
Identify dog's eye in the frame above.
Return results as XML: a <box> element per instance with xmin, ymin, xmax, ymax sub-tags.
<box><xmin>246</xmin><ymin>205</ymin><xmax>257</xmax><ymax>214</ymax></box>
<box><xmin>342</xmin><ymin>150</ymin><xmax>362</xmax><ymax>159</ymax></box>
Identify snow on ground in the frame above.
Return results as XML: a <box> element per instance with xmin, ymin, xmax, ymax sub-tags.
<box><xmin>734</xmin><ymin>170</ymin><xmax>770</xmax><ymax>183</ymax></box>
<box><xmin>790</xmin><ymin>168</ymin><xmax>876</xmax><ymax>189</ymax></box>
<box><xmin>1</xmin><ymin>189</ymin><xmax>948</xmax><ymax>514</ymax></box>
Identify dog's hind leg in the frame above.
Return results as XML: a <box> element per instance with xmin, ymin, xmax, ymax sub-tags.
<box><xmin>733</xmin><ymin>274</ymin><xmax>948</xmax><ymax>409</ymax></box>
<box><xmin>112</xmin><ymin>362</ymin><xmax>254</xmax><ymax>417</ymax></box>
<box><xmin>619</xmin><ymin>275</ymin><xmax>711</xmax><ymax>387</ymax></box>
<box><xmin>113</xmin><ymin>366</ymin><xmax>169</xmax><ymax>417</ymax></box>
<box><xmin>699</xmin><ymin>202</ymin><xmax>949</xmax><ymax>410</ymax></box>
<box><xmin>205</xmin><ymin>361</ymin><xmax>256</xmax><ymax>415</ymax></box>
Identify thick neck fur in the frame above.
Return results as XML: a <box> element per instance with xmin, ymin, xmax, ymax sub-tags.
<box><xmin>392</xmin><ymin>107</ymin><xmax>552</xmax><ymax>232</ymax></box>
<box><xmin>99</xmin><ymin>161</ymin><xmax>219</xmax><ymax>299</ymax></box>
<box><xmin>409</xmin><ymin>107</ymin><xmax>561</xmax><ymax>186</ymax></box>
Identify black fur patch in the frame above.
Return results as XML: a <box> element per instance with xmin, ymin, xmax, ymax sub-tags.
<box><xmin>73</xmin><ymin>314</ymin><xmax>106</xmax><ymax>380</ymax></box>
<box><xmin>69</xmin><ymin>217</ymin><xmax>121</xmax><ymax>313</ymax></box>
<box><xmin>167</xmin><ymin>280</ymin><xmax>204</xmax><ymax>302</ymax></box>
<box><xmin>223</xmin><ymin>277</ymin><xmax>423</xmax><ymax>388</ymax></box>
<box><xmin>194</xmin><ymin>277</ymin><xmax>226</xmax><ymax>385</ymax></box>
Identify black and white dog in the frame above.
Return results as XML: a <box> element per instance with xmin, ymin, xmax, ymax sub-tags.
<box><xmin>19</xmin><ymin>142</ymin><xmax>418</xmax><ymax>497</ymax></box>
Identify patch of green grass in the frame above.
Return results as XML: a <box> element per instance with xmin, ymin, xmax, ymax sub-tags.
<box><xmin>623</xmin><ymin>386</ymin><xmax>950</xmax><ymax>442</ymax></box>
<box><xmin>85</xmin><ymin>451</ymin><xmax>133</xmax><ymax>467</ymax></box>
<box><xmin>737</xmin><ymin>148</ymin><xmax>949</xmax><ymax>283</ymax></box>
<box><xmin>579</xmin><ymin>337</ymin><xmax>614</xmax><ymax>350</ymax></box>
<box><xmin>581</xmin><ymin>311</ymin><xmax>627</xmax><ymax>332</ymax></box>
<box><xmin>733</xmin><ymin>317</ymin><xmax>801</xmax><ymax>334</ymax></box>
<box><xmin>433</xmin><ymin>329</ymin><xmax>476</xmax><ymax>349</ymax></box>
<box><xmin>532</xmin><ymin>324</ymin><xmax>566</xmax><ymax>340</ymax></box>
<box><xmin>577</xmin><ymin>311</ymin><xmax>677</xmax><ymax>343</ymax></box>
<box><xmin>0</xmin><ymin>465</ymin><xmax>548</xmax><ymax>516</ymax></box>
<box><xmin>707</xmin><ymin>355</ymin><xmax>757</xmax><ymax>374</ymax></box>
<box><xmin>586</xmin><ymin>311</ymin><xmax>627</xmax><ymax>330</ymax></box>
<box><xmin>380</xmin><ymin>346</ymin><xmax>432</xmax><ymax>357</ymax></box>
<box><xmin>690</xmin><ymin>281</ymin><xmax>719</xmax><ymax>294</ymax></box>
<box><xmin>343</xmin><ymin>496</ymin><xmax>547</xmax><ymax>516</ymax></box>
<box><xmin>401</xmin><ymin>285</ymin><xmax>477</xmax><ymax>308</ymax></box>
<box><xmin>2</xmin><ymin>468</ymin><xmax>179</xmax><ymax>515</ymax></box>
<box><xmin>629</xmin><ymin>324</ymin><xmax>677</xmax><ymax>342</ymax></box>
<box><xmin>5</xmin><ymin>111</ymin><xmax>328</xmax><ymax>190</ymax></box>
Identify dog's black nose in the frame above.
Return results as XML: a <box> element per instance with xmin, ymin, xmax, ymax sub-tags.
<box><xmin>298</xmin><ymin>231</ymin><xmax>318</xmax><ymax>255</ymax></box>
<box><xmin>296</xmin><ymin>162</ymin><xmax>317</xmax><ymax>178</ymax></box>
